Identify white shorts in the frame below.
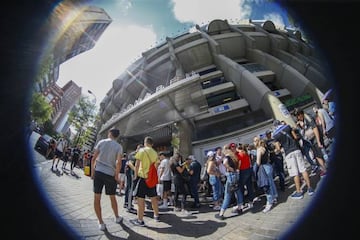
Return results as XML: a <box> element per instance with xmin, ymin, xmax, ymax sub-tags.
<box><xmin>285</xmin><ymin>149</ymin><xmax>307</xmax><ymax>177</ymax></box>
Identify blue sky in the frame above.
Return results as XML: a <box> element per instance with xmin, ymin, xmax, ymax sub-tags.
<box><xmin>57</xmin><ymin>0</ymin><xmax>292</xmax><ymax>106</ymax></box>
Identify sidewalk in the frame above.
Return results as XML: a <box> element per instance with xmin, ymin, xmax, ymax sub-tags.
<box><xmin>34</xmin><ymin>158</ymin><xmax>324</xmax><ymax>240</ymax></box>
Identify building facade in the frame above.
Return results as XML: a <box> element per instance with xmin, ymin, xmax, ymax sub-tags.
<box><xmin>97</xmin><ymin>19</ymin><xmax>332</xmax><ymax>164</ymax></box>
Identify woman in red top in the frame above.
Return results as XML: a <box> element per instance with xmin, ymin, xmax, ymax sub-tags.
<box><xmin>237</xmin><ymin>143</ymin><xmax>256</xmax><ymax>209</ymax></box>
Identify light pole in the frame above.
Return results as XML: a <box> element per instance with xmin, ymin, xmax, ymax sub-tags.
<box><xmin>87</xmin><ymin>90</ymin><xmax>97</xmax><ymax>105</ymax></box>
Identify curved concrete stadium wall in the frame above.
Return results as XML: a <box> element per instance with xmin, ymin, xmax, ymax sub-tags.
<box><xmin>176</xmin><ymin>39</ymin><xmax>213</xmax><ymax>73</ymax></box>
<box><xmin>275</xmin><ymin>50</ymin><xmax>329</xmax><ymax>92</ymax></box>
<box><xmin>211</xmin><ymin>32</ymin><xmax>246</xmax><ymax>59</ymax></box>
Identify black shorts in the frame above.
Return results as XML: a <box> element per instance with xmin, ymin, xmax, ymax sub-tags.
<box><xmin>54</xmin><ymin>149</ymin><xmax>63</xmax><ymax>158</ymax></box>
<box><xmin>162</xmin><ymin>180</ymin><xmax>171</xmax><ymax>192</ymax></box>
<box><xmin>133</xmin><ymin>178</ymin><xmax>157</xmax><ymax>198</ymax></box>
<box><xmin>93</xmin><ymin>171</ymin><xmax>117</xmax><ymax>195</ymax></box>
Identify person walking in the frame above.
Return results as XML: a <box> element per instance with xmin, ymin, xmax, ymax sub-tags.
<box><xmin>70</xmin><ymin>144</ymin><xmax>81</xmax><ymax>175</ymax></box>
<box><xmin>130</xmin><ymin>136</ymin><xmax>160</xmax><ymax>226</ymax></box>
<box><xmin>51</xmin><ymin>137</ymin><xmax>67</xmax><ymax>171</ymax></box>
<box><xmin>90</xmin><ymin>128</ymin><xmax>123</xmax><ymax>231</ymax></box>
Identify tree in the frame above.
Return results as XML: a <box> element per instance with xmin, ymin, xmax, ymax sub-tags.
<box><xmin>68</xmin><ymin>96</ymin><xmax>97</xmax><ymax>145</ymax></box>
<box><xmin>30</xmin><ymin>92</ymin><xmax>53</xmax><ymax>124</ymax></box>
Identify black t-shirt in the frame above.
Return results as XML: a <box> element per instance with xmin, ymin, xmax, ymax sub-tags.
<box><xmin>273</xmin><ymin>124</ymin><xmax>299</xmax><ymax>156</ymax></box>
<box><xmin>190</xmin><ymin>160</ymin><xmax>201</xmax><ymax>182</ymax></box>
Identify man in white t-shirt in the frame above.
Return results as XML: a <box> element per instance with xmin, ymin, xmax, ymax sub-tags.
<box><xmin>51</xmin><ymin>137</ymin><xmax>67</xmax><ymax>171</ymax></box>
<box><xmin>158</xmin><ymin>152</ymin><xmax>172</xmax><ymax>209</ymax></box>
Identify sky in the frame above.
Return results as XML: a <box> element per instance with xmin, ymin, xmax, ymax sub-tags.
<box><xmin>56</xmin><ymin>0</ymin><xmax>291</xmax><ymax>107</ymax></box>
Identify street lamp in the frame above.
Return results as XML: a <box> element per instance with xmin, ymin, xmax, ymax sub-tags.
<box><xmin>87</xmin><ymin>90</ymin><xmax>97</xmax><ymax>105</ymax></box>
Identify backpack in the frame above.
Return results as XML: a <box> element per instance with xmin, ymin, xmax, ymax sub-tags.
<box><xmin>144</xmin><ymin>150</ymin><xmax>158</xmax><ymax>188</ymax></box>
<box><xmin>145</xmin><ymin>162</ymin><xmax>158</xmax><ymax>188</ymax></box>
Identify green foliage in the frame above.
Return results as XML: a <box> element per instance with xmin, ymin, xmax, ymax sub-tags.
<box><xmin>68</xmin><ymin>95</ymin><xmax>98</xmax><ymax>145</ymax></box>
<box><xmin>35</xmin><ymin>54</ymin><xmax>54</xmax><ymax>83</ymax></box>
<box><xmin>30</xmin><ymin>92</ymin><xmax>53</xmax><ymax>124</ymax></box>
<box><xmin>43</xmin><ymin>120</ymin><xmax>59</xmax><ymax>138</ymax></box>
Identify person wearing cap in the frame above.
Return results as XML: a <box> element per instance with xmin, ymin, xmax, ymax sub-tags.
<box><xmin>206</xmin><ymin>150</ymin><xmax>222</xmax><ymax>210</ymax></box>
<box><xmin>237</xmin><ymin>143</ymin><xmax>256</xmax><ymax>208</ymax></box>
<box><xmin>186</xmin><ymin>155</ymin><xmax>202</xmax><ymax>208</ymax></box>
<box><xmin>272</xmin><ymin>120</ymin><xmax>315</xmax><ymax>200</ymax></box>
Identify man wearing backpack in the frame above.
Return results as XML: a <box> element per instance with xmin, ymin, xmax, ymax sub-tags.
<box><xmin>130</xmin><ymin>136</ymin><xmax>160</xmax><ymax>226</ymax></box>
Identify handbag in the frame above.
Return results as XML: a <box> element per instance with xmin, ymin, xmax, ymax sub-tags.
<box><xmin>144</xmin><ymin>150</ymin><xmax>158</xmax><ymax>188</ymax></box>
<box><xmin>228</xmin><ymin>173</ymin><xmax>239</xmax><ymax>192</ymax></box>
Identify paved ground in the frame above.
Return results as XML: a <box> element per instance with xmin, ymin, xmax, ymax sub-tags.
<box><xmin>29</xmin><ymin>133</ymin><xmax>324</xmax><ymax>240</ymax></box>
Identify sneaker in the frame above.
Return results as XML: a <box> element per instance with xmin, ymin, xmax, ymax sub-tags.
<box><xmin>98</xmin><ymin>223</ymin><xmax>106</xmax><ymax>231</ymax></box>
<box><xmin>154</xmin><ymin>215</ymin><xmax>160</xmax><ymax>222</ymax></box>
<box><xmin>158</xmin><ymin>204</ymin><xmax>168</xmax><ymax>209</ymax></box>
<box><xmin>215</xmin><ymin>214</ymin><xmax>225</xmax><ymax>220</ymax></box>
<box><xmin>308</xmin><ymin>187</ymin><xmax>315</xmax><ymax>196</ymax></box>
<box><xmin>174</xmin><ymin>207</ymin><xmax>181</xmax><ymax>212</ymax></box>
<box><xmin>291</xmin><ymin>191</ymin><xmax>304</xmax><ymax>200</ymax></box>
<box><xmin>181</xmin><ymin>209</ymin><xmax>191</xmax><ymax>216</ymax></box>
<box><xmin>130</xmin><ymin>219</ymin><xmax>145</xmax><ymax>227</ymax></box>
<box><xmin>247</xmin><ymin>202</ymin><xmax>253</xmax><ymax>209</ymax></box>
<box><xmin>115</xmin><ymin>216</ymin><xmax>123</xmax><ymax>223</ymax></box>
<box><xmin>262</xmin><ymin>204</ymin><xmax>272</xmax><ymax>213</ymax></box>
<box><xmin>231</xmin><ymin>206</ymin><xmax>243</xmax><ymax>214</ymax></box>
<box><xmin>213</xmin><ymin>205</ymin><xmax>221</xmax><ymax>210</ymax></box>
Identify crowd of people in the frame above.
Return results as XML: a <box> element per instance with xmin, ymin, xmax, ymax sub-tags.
<box><xmin>48</xmin><ymin>137</ymin><xmax>93</xmax><ymax>175</ymax></box>
<box><xmin>61</xmin><ymin>96</ymin><xmax>336</xmax><ymax>230</ymax></box>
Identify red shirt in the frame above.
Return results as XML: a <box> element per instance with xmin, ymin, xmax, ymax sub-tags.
<box><xmin>237</xmin><ymin>150</ymin><xmax>251</xmax><ymax>170</ymax></box>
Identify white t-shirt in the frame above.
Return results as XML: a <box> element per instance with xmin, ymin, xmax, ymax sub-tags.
<box><xmin>159</xmin><ymin>158</ymin><xmax>172</xmax><ymax>181</ymax></box>
<box><xmin>56</xmin><ymin>139</ymin><xmax>67</xmax><ymax>152</ymax></box>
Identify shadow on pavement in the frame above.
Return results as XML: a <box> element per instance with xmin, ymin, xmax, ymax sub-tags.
<box><xmin>145</xmin><ymin>212</ymin><xmax>226</xmax><ymax>238</ymax></box>
<box><xmin>117</xmin><ymin>219</ymin><xmax>154</xmax><ymax>240</ymax></box>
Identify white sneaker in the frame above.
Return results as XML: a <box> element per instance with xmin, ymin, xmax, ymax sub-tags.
<box><xmin>262</xmin><ymin>204</ymin><xmax>272</xmax><ymax>213</ymax></box>
<box><xmin>115</xmin><ymin>216</ymin><xmax>123</xmax><ymax>223</ymax></box>
<box><xmin>247</xmin><ymin>202</ymin><xmax>253</xmax><ymax>209</ymax></box>
<box><xmin>98</xmin><ymin>223</ymin><xmax>106</xmax><ymax>231</ymax></box>
<box><xmin>158</xmin><ymin>204</ymin><xmax>168</xmax><ymax>209</ymax></box>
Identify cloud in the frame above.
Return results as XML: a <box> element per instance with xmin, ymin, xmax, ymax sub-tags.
<box><xmin>171</xmin><ymin>0</ymin><xmax>251</xmax><ymax>24</ymax></box>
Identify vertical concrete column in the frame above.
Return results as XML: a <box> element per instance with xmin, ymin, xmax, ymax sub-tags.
<box><xmin>177</xmin><ymin>120</ymin><xmax>193</xmax><ymax>157</ymax></box>
<box><xmin>166</xmin><ymin>37</ymin><xmax>185</xmax><ymax>80</ymax></box>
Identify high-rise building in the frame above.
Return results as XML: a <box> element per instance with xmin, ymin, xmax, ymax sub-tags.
<box><xmin>53</xmin><ymin>80</ymin><xmax>81</xmax><ymax>133</ymax></box>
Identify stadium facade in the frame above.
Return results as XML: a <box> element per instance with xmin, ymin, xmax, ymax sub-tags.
<box><xmin>97</xmin><ymin>19</ymin><xmax>331</xmax><ymax>164</ymax></box>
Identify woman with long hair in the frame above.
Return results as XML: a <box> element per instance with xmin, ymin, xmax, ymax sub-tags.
<box><xmin>253</xmin><ymin>136</ymin><xmax>278</xmax><ymax>213</ymax></box>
